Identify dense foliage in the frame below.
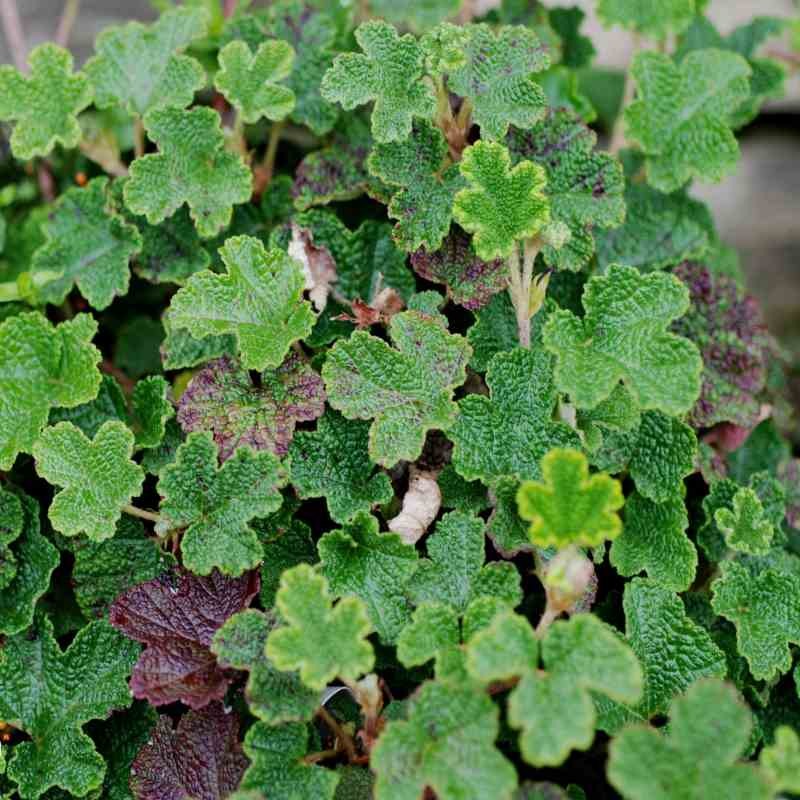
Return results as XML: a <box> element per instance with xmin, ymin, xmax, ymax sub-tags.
<box><xmin>0</xmin><ymin>1</ymin><xmax>798</xmax><ymax>798</ymax></box>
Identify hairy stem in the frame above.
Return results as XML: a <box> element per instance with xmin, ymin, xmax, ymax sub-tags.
<box><xmin>609</xmin><ymin>34</ymin><xmax>641</xmax><ymax>155</ymax></box>
<box><xmin>55</xmin><ymin>0</ymin><xmax>80</xmax><ymax>47</ymax></box>
<box><xmin>301</xmin><ymin>746</ymin><xmax>341</xmax><ymax>765</ymax></box>
<box><xmin>261</xmin><ymin>120</ymin><xmax>285</xmax><ymax>188</ymax></box>
<box><xmin>506</xmin><ymin>245</ymin><xmax>529</xmax><ymax>348</ymax></box>
<box><xmin>122</xmin><ymin>504</ymin><xmax>163</xmax><ymax>524</ymax></box>
<box><xmin>133</xmin><ymin>116</ymin><xmax>145</xmax><ymax>159</ymax></box>
<box><xmin>0</xmin><ymin>0</ymin><xmax>26</xmax><ymax>72</ymax></box>
<box><xmin>316</xmin><ymin>706</ymin><xmax>358</xmax><ymax>764</ymax></box>
<box><xmin>535</xmin><ymin>604</ymin><xmax>561</xmax><ymax>637</ymax></box>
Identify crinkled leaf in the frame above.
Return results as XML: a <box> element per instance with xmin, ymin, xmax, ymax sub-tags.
<box><xmin>130</xmin><ymin>704</ymin><xmax>248</xmax><ymax>800</ymax></box>
<box><xmin>369</xmin><ymin>0</ymin><xmax>460</xmax><ymax>30</ymax></box>
<box><xmin>0</xmin><ymin>487</ymin><xmax>23</xmax><ymax>590</ymax></box>
<box><xmin>0</xmin><ymin>613</ymin><xmax>138</xmax><ymax>799</ymax></box>
<box><xmin>124</xmin><ymin>107</ymin><xmax>252</xmax><ymax>238</ymax></box>
<box><xmin>506</xmin><ymin>108</ymin><xmax>625</xmax><ymax>271</ymax></box>
<box><xmin>265</xmin><ymin>563</ymin><xmax>374</xmax><ymax>690</ymax></box>
<box><xmin>167</xmin><ymin>235</ymin><xmax>315</xmax><ymax>371</ymax></box>
<box><xmin>543</xmin><ymin>264</ymin><xmax>702</xmax><ymax>414</ymax></box>
<box><xmin>85</xmin><ymin>7</ymin><xmax>207</xmax><ymax>117</ymax></box>
<box><xmin>466</xmin><ymin>611</ymin><xmax>539</xmax><ymax>684</ymax></box>
<box><xmin>760</xmin><ymin>725</ymin><xmax>800</xmax><ymax>794</ymax></box>
<box><xmin>110</xmin><ymin>568</ymin><xmax>259</xmax><ymax>708</ymax></box>
<box><xmin>448</xmin><ymin>24</ymin><xmax>549</xmax><ymax>141</ymax></box>
<box><xmin>160</xmin><ymin>319</ymin><xmax>235</xmax><ymax>371</ymax></box>
<box><xmin>611</xmin><ymin>491</ymin><xmax>696</xmax><ymax>592</ymax></box>
<box><xmin>49</xmin><ymin>373</ymin><xmax>128</xmax><ymax>439</ymax></box>
<box><xmin>0</xmin><ymin>312</ymin><xmax>101</xmax><ymax>470</ymax></box>
<box><xmin>715</xmin><ymin>487</ymin><xmax>774</xmax><ymax>555</ymax></box>
<box><xmin>33</xmin><ymin>421</ymin><xmax>144</xmax><ymax>542</ymax></box>
<box><xmin>115</xmin><ymin>318</ymin><xmax>165</xmax><ymax>380</ymax></box>
<box><xmin>597</xmin><ymin>0</ymin><xmax>695</xmax><ymax>38</ymax></box>
<box><xmin>318</xmin><ymin>513</ymin><xmax>418</xmax><ymax>643</ymax></box>
<box><xmin>487</xmin><ymin>477</ymin><xmax>534</xmax><ymax>557</ymax></box>
<box><xmin>624</xmin><ymin>49</ymin><xmax>751</xmax><ymax>192</ymax></box>
<box><xmin>549</xmin><ymin>6</ymin><xmax>596</xmax><ymax>68</ymax></box>
<box><xmin>517</xmin><ymin>449</ymin><xmax>623</xmax><ymax>549</ymax></box>
<box><xmin>368</xmin><ymin>121</ymin><xmax>465</xmax><ymax>252</ymax></box>
<box><xmin>439</xmin><ymin>464</ymin><xmax>490</xmax><ymax>514</ymax></box>
<box><xmin>157</xmin><ymin>431</ymin><xmax>286</xmax><ymax>575</ymax></box>
<box><xmin>215</xmin><ymin>39</ymin><xmax>295</xmax><ymax>124</ymax></box>
<box><xmin>608</xmin><ymin>679</ymin><xmax>771</xmax><ymax>800</ymax></box>
<box><xmin>131</xmin><ymin>375</ymin><xmax>175</xmax><ymax>450</ymax></box>
<box><xmin>712</xmin><ymin>560</ymin><xmax>800</xmax><ymax>681</ymax></box>
<box><xmin>0</xmin><ymin>44</ymin><xmax>92</xmax><ymax>160</ymax></box>
<box><xmin>396</xmin><ymin>602</ymin><xmax>460</xmax><ymax>668</ymax></box>
<box><xmin>322</xmin><ymin>310</ymin><xmax>470</xmax><ymax>467</ymax></box>
<box><xmin>466</xmin><ymin>291</ymin><xmax>525</xmax><ymax>372</ymax></box>
<box><xmin>453</xmin><ymin>140</ymin><xmax>549</xmax><ymax>260</ymax></box>
<box><xmin>450</xmin><ymin>347</ymin><xmax>580</xmax><ymax>482</ymax></box>
<box><xmin>321</xmin><ymin>20</ymin><xmax>435</xmax><ymax>143</ymax></box>
<box><xmin>371</xmin><ymin>680</ymin><xmax>517</xmax><ymax>800</ymax></box>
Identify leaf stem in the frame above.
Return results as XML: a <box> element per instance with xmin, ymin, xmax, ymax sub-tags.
<box><xmin>507</xmin><ymin>238</ymin><xmax>542</xmax><ymax>349</ymax></box>
<box><xmin>55</xmin><ymin>0</ymin><xmax>80</xmax><ymax>48</ymax></box>
<box><xmin>609</xmin><ymin>33</ymin><xmax>641</xmax><ymax>155</ymax></box>
<box><xmin>259</xmin><ymin>120</ymin><xmax>285</xmax><ymax>191</ymax></box>
<box><xmin>133</xmin><ymin>116</ymin><xmax>145</xmax><ymax>159</ymax></box>
<box><xmin>316</xmin><ymin>705</ymin><xmax>358</xmax><ymax>764</ymax></box>
<box><xmin>0</xmin><ymin>0</ymin><xmax>27</xmax><ymax>73</ymax></box>
<box><xmin>122</xmin><ymin>504</ymin><xmax>163</xmax><ymax>524</ymax></box>
<box><xmin>535</xmin><ymin>605</ymin><xmax>561</xmax><ymax>637</ymax></box>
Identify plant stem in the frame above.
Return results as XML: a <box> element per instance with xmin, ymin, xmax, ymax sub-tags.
<box><xmin>55</xmin><ymin>0</ymin><xmax>80</xmax><ymax>47</ymax></box>
<box><xmin>261</xmin><ymin>120</ymin><xmax>284</xmax><ymax>188</ymax></box>
<box><xmin>609</xmin><ymin>34</ymin><xmax>641</xmax><ymax>155</ymax></box>
<box><xmin>223</xmin><ymin>0</ymin><xmax>237</xmax><ymax>18</ymax></box>
<box><xmin>316</xmin><ymin>706</ymin><xmax>358</xmax><ymax>764</ymax></box>
<box><xmin>133</xmin><ymin>116</ymin><xmax>145</xmax><ymax>159</ymax></box>
<box><xmin>535</xmin><ymin>604</ymin><xmax>560</xmax><ymax>637</ymax></box>
<box><xmin>301</xmin><ymin>746</ymin><xmax>341</xmax><ymax>765</ymax></box>
<box><xmin>0</xmin><ymin>0</ymin><xmax>26</xmax><ymax>72</ymax></box>
<box><xmin>122</xmin><ymin>504</ymin><xmax>163</xmax><ymax>524</ymax></box>
<box><xmin>507</xmin><ymin>238</ymin><xmax>542</xmax><ymax>349</ymax></box>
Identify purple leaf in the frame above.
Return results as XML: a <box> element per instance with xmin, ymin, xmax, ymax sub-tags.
<box><xmin>131</xmin><ymin>703</ymin><xmax>248</xmax><ymax>800</ymax></box>
<box><xmin>177</xmin><ymin>353</ymin><xmax>325</xmax><ymax>462</ymax></box>
<box><xmin>110</xmin><ymin>569</ymin><xmax>259</xmax><ymax>708</ymax></box>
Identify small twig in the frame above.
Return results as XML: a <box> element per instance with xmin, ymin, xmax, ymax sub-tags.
<box><xmin>37</xmin><ymin>162</ymin><xmax>56</xmax><ymax>203</ymax></box>
<box><xmin>55</xmin><ymin>0</ymin><xmax>80</xmax><ymax>48</ymax></box>
<box><xmin>133</xmin><ymin>117</ymin><xmax>146</xmax><ymax>159</ymax></box>
<box><xmin>302</xmin><ymin>746</ymin><xmax>341</xmax><ymax>765</ymax></box>
<box><xmin>609</xmin><ymin>34</ymin><xmax>642</xmax><ymax>154</ymax></box>
<box><xmin>262</xmin><ymin>120</ymin><xmax>284</xmax><ymax>182</ymax></box>
<box><xmin>316</xmin><ymin>706</ymin><xmax>358</xmax><ymax>764</ymax></box>
<box><xmin>535</xmin><ymin>605</ymin><xmax>561</xmax><ymax>637</ymax></box>
<box><xmin>0</xmin><ymin>0</ymin><xmax>27</xmax><ymax>72</ymax></box>
<box><xmin>122</xmin><ymin>504</ymin><xmax>163</xmax><ymax>524</ymax></box>
<box><xmin>100</xmin><ymin>359</ymin><xmax>136</xmax><ymax>395</ymax></box>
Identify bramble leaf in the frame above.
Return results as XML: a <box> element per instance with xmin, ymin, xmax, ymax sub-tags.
<box><xmin>131</xmin><ymin>375</ymin><xmax>175</xmax><ymax>450</ymax></box>
<box><xmin>214</xmin><ymin>39</ymin><xmax>296</xmax><ymax>124</ymax></box>
<box><xmin>371</xmin><ymin>681</ymin><xmax>517</xmax><ymax>800</ymax></box>
<box><xmin>84</xmin><ymin>7</ymin><xmax>207</xmax><ymax>117</ymax></box>
<box><xmin>610</xmin><ymin>492</ymin><xmax>696</xmax><ymax>592</ymax></box>
<box><xmin>156</xmin><ymin>431</ymin><xmax>286</xmax><ymax>576</ymax></box>
<box><xmin>715</xmin><ymin>488</ymin><xmax>774</xmax><ymax>555</ymax></box>
<box><xmin>0</xmin><ymin>613</ymin><xmax>138</xmax><ymax>799</ymax></box>
<box><xmin>167</xmin><ymin>235</ymin><xmax>315</xmax><ymax>371</ymax></box>
<box><xmin>624</xmin><ymin>50</ymin><xmax>751</xmax><ymax>192</ymax></box>
<box><xmin>506</xmin><ymin>108</ymin><xmax>625</xmax><ymax>271</ymax></box>
<box><xmin>33</xmin><ymin>421</ymin><xmax>144</xmax><ymax>542</ymax></box>
<box><xmin>110</xmin><ymin>569</ymin><xmax>259</xmax><ymax>708</ymax></box>
<box><xmin>321</xmin><ymin>20</ymin><xmax>435</xmax><ymax>143</ymax></box>
<box><xmin>368</xmin><ymin>121</ymin><xmax>465</xmax><ymax>252</ymax></box>
<box><xmin>466</xmin><ymin>611</ymin><xmax>538</xmax><ymax>684</ymax></box>
<box><xmin>0</xmin><ymin>312</ymin><xmax>101</xmax><ymax>470</ymax></box>
<box><xmin>450</xmin><ymin>348</ymin><xmax>581</xmax><ymax>483</ymax></box>
<box><xmin>453</xmin><ymin>140</ymin><xmax>549</xmax><ymax>260</ymax></box>
<box><xmin>289</xmin><ymin>411</ymin><xmax>393</xmax><ymax>523</ymax></box>
<box><xmin>396</xmin><ymin>602</ymin><xmax>460</xmax><ymax>668</ymax></box>
<box><xmin>124</xmin><ymin>106</ymin><xmax>252</xmax><ymax>238</ymax></box>
<box><xmin>130</xmin><ymin>704</ymin><xmax>248</xmax><ymax>800</ymax></box>
<box><xmin>597</xmin><ymin>0</ymin><xmax>695</xmax><ymax>38</ymax></box>
<box><xmin>712</xmin><ymin>561</ymin><xmax>800</xmax><ymax>681</ymax></box>
<box><xmin>32</xmin><ymin>177</ymin><xmax>142</xmax><ymax>309</ymax></box>
<box><xmin>543</xmin><ymin>264</ymin><xmax>702</xmax><ymax>414</ymax></box>
<box><xmin>318</xmin><ymin>513</ymin><xmax>419</xmax><ymax>643</ymax></box>
<box><xmin>760</xmin><ymin>725</ymin><xmax>800</xmax><ymax>794</ymax></box>
<box><xmin>266</xmin><ymin>563</ymin><xmax>374</xmax><ymax>690</ymax></box>
<box><xmin>517</xmin><ymin>449</ymin><xmax>623</xmax><ymax>549</ymax></box>
<box><xmin>322</xmin><ymin>310</ymin><xmax>470</xmax><ymax>467</ymax></box>
<box><xmin>177</xmin><ymin>353</ymin><xmax>324</xmax><ymax>462</ymax></box>
<box><xmin>448</xmin><ymin>24</ymin><xmax>549</xmax><ymax>141</ymax></box>
<box><xmin>608</xmin><ymin>679</ymin><xmax>771</xmax><ymax>800</ymax></box>
<box><xmin>0</xmin><ymin>44</ymin><xmax>92</xmax><ymax>160</ymax></box>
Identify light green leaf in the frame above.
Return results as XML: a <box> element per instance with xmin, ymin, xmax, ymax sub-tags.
<box><xmin>396</xmin><ymin>602</ymin><xmax>460</xmax><ymax>668</ymax></box>
<box><xmin>760</xmin><ymin>725</ymin><xmax>800</xmax><ymax>794</ymax></box>
<box><xmin>167</xmin><ymin>235</ymin><xmax>315</xmax><ymax>371</ymax></box>
<box><xmin>466</xmin><ymin>611</ymin><xmax>538</xmax><ymax>684</ymax></box>
<box><xmin>265</xmin><ymin>563</ymin><xmax>374</xmax><ymax>690</ymax></box>
<box><xmin>131</xmin><ymin>375</ymin><xmax>175</xmax><ymax>450</ymax></box>
<box><xmin>597</xmin><ymin>0</ymin><xmax>695</xmax><ymax>38</ymax></box>
<box><xmin>370</xmin><ymin>0</ymin><xmax>460</xmax><ymax>31</ymax></box>
<box><xmin>715</xmin><ymin>488</ymin><xmax>774</xmax><ymax>555</ymax></box>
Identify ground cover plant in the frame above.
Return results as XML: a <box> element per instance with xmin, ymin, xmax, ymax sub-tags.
<box><xmin>0</xmin><ymin>0</ymin><xmax>799</xmax><ymax>797</ymax></box>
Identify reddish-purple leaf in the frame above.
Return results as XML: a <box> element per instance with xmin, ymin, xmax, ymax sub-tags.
<box><xmin>131</xmin><ymin>703</ymin><xmax>248</xmax><ymax>800</ymax></box>
<box><xmin>110</xmin><ymin>569</ymin><xmax>259</xmax><ymax>708</ymax></box>
<box><xmin>672</xmin><ymin>262</ymin><xmax>774</xmax><ymax>430</ymax></box>
<box><xmin>176</xmin><ymin>353</ymin><xmax>325</xmax><ymax>462</ymax></box>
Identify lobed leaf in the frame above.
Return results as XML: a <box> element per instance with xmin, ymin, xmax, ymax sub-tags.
<box><xmin>597</xmin><ymin>0</ymin><xmax>695</xmax><ymax>38</ymax></box>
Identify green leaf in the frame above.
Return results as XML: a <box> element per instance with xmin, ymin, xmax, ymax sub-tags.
<box><xmin>466</xmin><ymin>291</ymin><xmax>522</xmax><ymax>372</ymax></box>
<box><xmin>610</xmin><ymin>491</ymin><xmax>696</xmax><ymax>592</ymax></box>
<box><xmin>598</xmin><ymin>0</ymin><xmax>695</xmax><ymax>37</ymax></box>
<box><xmin>438</xmin><ymin>464</ymin><xmax>490</xmax><ymax>515</ymax></box>
<box><xmin>448</xmin><ymin>24</ymin><xmax>549</xmax><ymax>141</ymax></box>
<box><xmin>124</xmin><ymin>106</ymin><xmax>252</xmax><ymax>238</ymax></box>
<box><xmin>543</xmin><ymin>264</ymin><xmax>702</xmax><ymax>414</ymax></box>
<box><xmin>505</xmin><ymin>108</ymin><xmax>625</xmax><ymax>271</ymax></box>
<box><xmin>239</xmin><ymin>722</ymin><xmax>339</xmax><ymax>799</ymax></box>
<box><xmin>318</xmin><ymin>513</ymin><xmax>418</xmax><ymax>643</ymax></box>
<box><xmin>266</xmin><ymin>563</ymin><xmax>374</xmax><ymax>690</ymax></box>
<box><xmin>407</xmin><ymin>511</ymin><xmax>521</xmax><ymax>614</ymax></box>
<box><xmin>516</xmin><ymin>449</ymin><xmax>623</xmax><ymax>549</ymax></box>
<box><xmin>712</xmin><ymin>560</ymin><xmax>800</xmax><ymax>681</ymax></box>
<box><xmin>371</xmin><ymin>680</ymin><xmax>517</xmax><ymax>800</ymax></box>
<box><xmin>32</xmin><ymin>421</ymin><xmax>144</xmax><ymax>542</ymax></box>
<box><xmin>369</xmin><ymin>0</ymin><xmax>460</xmax><ymax>31</ymax></box>
<box><xmin>453</xmin><ymin>140</ymin><xmax>549</xmax><ymax>260</ymax></box>
<box><xmin>0</xmin><ymin>613</ymin><xmax>138</xmax><ymax>799</ymax></box>
<box><xmin>367</xmin><ymin>121</ymin><xmax>465</xmax><ymax>252</ymax></box>
<box><xmin>160</xmin><ymin>318</ymin><xmax>235</xmax><ymax>371</ymax></box>
<box><xmin>84</xmin><ymin>7</ymin><xmax>207</xmax><ymax>117</ymax></box>
<box><xmin>321</xmin><ymin>20</ymin><xmax>435</xmax><ymax>143</ymax></box>
<box><xmin>0</xmin><ymin>44</ymin><xmax>92</xmax><ymax>160</ymax></box>
<box><xmin>549</xmin><ymin>6</ymin><xmax>596</xmax><ymax>68</ymax></box>
<box><xmin>760</xmin><ymin>725</ymin><xmax>800</xmax><ymax>794</ymax></box>
<box><xmin>156</xmin><ymin>431</ymin><xmax>287</xmax><ymax>575</ymax></box>
<box><xmin>212</xmin><ymin>608</ymin><xmax>318</xmax><ymax>724</ymax></box>
<box><xmin>608</xmin><ymin>679</ymin><xmax>771</xmax><ymax>800</ymax></box>
<box><xmin>624</xmin><ymin>49</ymin><xmax>751</xmax><ymax>192</ymax></box>
<box><xmin>131</xmin><ymin>375</ymin><xmax>175</xmax><ymax>450</ymax></box>
<box><xmin>214</xmin><ymin>39</ymin><xmax>295</xmax><ymax>124</ymax></box>
<box><xmin>322</xmin><ymin>310</ymin><xmax>470</xmax><ymax>467</ymax></box>
<box><xmin>466</xmin><ymin>610</ymin><xmax>538</xmax><ymax>684</ymax></box>
<box><xmin>715</xmin><ymin>488</ymin><xmax>774</xmax><ymax>555</ymax></box>
<box><xmin>396</xmin><ymin>602</ymin><xmax>460</xmax><ymax>668</ymax></box>
<box><xmin>289</xmin><ymin>411</ymin><xmax>393</xmax><ymax>523</ymax></box>
<box><xmin>0</xmin><ymin>487</ymin><xmax>23</xmax><ymax>590</ymax></box>
<box><xmin>167</xmin><ymin>235</ymin><xmax>315</xmax><ymax>371</ymax></box>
